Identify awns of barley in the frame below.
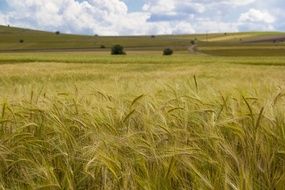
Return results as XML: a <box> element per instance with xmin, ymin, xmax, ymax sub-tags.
<box><xmin>0</xmin><ymin>86</ymin><xmax>284</xmax><ymax>190</ymax></box>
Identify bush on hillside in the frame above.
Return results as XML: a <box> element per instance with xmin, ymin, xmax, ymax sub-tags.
<box><xmin>163</xmin><ymin>48</ymin><xmax>173</xmax><ymax>56</ymax></box>
<box><xmin>111</xmin><ymin>45</ymin><xmax>126</xmax><ymax>55</ymax></box>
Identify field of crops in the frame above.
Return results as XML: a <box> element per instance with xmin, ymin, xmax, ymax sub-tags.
<box><xmin>0</xmin><ymin>50</ymin><xmax>285</xmax><ymax>189</ymax></box>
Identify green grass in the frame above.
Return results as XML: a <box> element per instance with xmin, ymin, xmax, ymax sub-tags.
<box><xmin>0</xmin><ymin>52</ymin><xmax>285</xmax><ymax>189</ymax></box>
<box><xmin>1</xmin><ymin>51</ymin><xmax>285</xmax><ymax>65</ymax></box>
<box><xmin>1</xmin><ymin>25</ymin><xmax>285</xmax><ymax>56</ymax></box>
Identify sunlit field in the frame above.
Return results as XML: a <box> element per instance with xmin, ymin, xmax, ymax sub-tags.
<box><xmin>0</xmin><ymin>51</ymin><xmax>284</xmax><ymax>189</ymax></box>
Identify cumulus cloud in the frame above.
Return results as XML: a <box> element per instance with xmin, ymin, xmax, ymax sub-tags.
<box><xmin>194</xmin><ymin>20</ymin><xmax>239</xmax><ymax>33</ymax></box>
<box><xmin>0</xmin><ymin>0</ymin><xmax>283</xmax><ymax>35</ymax></box>
<box><xmin>2</xmin><ymin>0</ymin><xmax>140</xmax><ymax>35</ymax></box>
<box><xmin>0</xmin><ymin>14</ymin><xmax>8</xmax><ymax>25</ymax></box>
<box><xmin>239</xmin><ymin>9</ymin><xmax>275</xmax><ymax>23</ymax></box>
<box><xmin>0</xmin><ymin>0</ymin><xmax>183</xmax><ymax>35</ymax></box>
<box><xmin>221</xmin><ymin>0</ymin><xmax>256</xmax><ymax>5</ymax></box>
<box><xmin>0</xmin><ymin>0</ymin><xmax>198</xmax><ymax>35</ymax></box>
<box><xmin>237</xmin><ymin>9</ymin><xmax>276</xmax><ymax>31</ymax></box>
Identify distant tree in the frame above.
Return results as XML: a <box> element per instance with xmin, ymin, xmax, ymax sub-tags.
<box><xmin>224</xmin><ymin>33</ymin><xmax>227</xmax><ymax>36</ymax></box>
<box><xmin>19</xmin><ymin>39</ymin><xmax>24</xmax><ymax>43</ymax></box>
<box><xmin>191</xmin><ymin>40</ymin><xmax>196</xmax><ymax>45</ymax></box>
<box><xmin>151</xmin><ymin>35</ymin><xmax>156</xmax><ymax>38</ymax></box>
<box><xmin>111</xmin><ymin>45</ymin><xmax>126</xmax><ymax>55</ymax></box>
<box><xmin>163</xmin><ymin>48</ymin><xmax>173</xmax><ymax>56</ymax></box>
<box><xmin>100</xmin><ymin>45</ymin><xmax>106</xmax><ymax>49</ymax></box>
<box><xmin>94</xmin><ymin>34</ymin><xmax>99</xmax><ymax>37</ymax></box>
<box><xmin>55</xmin><ymin>31</ymin><xmax>60</xmax><ymax>35</ymax></box>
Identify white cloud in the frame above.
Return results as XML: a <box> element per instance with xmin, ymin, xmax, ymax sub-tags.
<box><xmin>0</xmin><ymin>0</ymin><xmax>283</xmax><ymax>35</ymax></box>
<box><xmin>222</xmin><ymin>0</ymin><xmax>256</xmax><ymax>5</ymax></box>
<box><xmin>239</xmin><ymin>9</ymin><xmax>276</xmax><ymax>24</ymax></box>
<box><xmin>143</xmin><ymin>0</ymin><xmax>256</xmax><ymax>14</ymax></box>
<box><xmin>0</xmin><ymin>14</ymin><xmax>8</xmax><ymax>25</ymax></box>
<box><xmin>3</xmin><ymin>0</ymin><xmax>133</xmax><ymax>35</ymax></box>
<box><xmin>194</xmin><ymin>20</ymin><xmax>239</xmax><ymax>33</ymax></box>
<box><xmin>0</xmin><ymin>0</ymin><xmax>198</xmax><ymax>35</ymax></box>
<box><xmin>143</xmin><ymin>0</ymin><xmax>175</xmax><ymax>12</ymax></box>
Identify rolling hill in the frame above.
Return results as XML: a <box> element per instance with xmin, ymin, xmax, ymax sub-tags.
<box><xmin>0</xmin><ymin>25</ymin><xmax>284</xmax><ymax>56</ymax></box>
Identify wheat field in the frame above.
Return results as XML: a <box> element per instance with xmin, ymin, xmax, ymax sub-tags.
<box><xmin>0</xmin><ymin>52</ymin><xmax>284</xmax><ymax>189</ymax></box>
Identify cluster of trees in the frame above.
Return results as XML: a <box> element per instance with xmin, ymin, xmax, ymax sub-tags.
<box><xmin>108</xmin><ymin>33</ymin><xmax>199</xmax><ymax>56</ymax></box>
<box><xmin>110</xmin><ymin>38</ymin><xmax>199</xmax><ymax>55</ymax></box>
<box><xmin>110</xmin><ymin>45</ymin><xmax>175</xmax><ymax>56</ymax></box>
<box><xmin>163</xmin><ymin>48</ymin><xmax>173</xmax><ymax>55</ymax></box>
<box><xmin>111</xmin><ymin>45</ymin><xmax>126</xmax><ymax>55</ymax></box>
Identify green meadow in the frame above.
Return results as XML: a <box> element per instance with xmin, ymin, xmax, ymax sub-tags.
<box><xmin>0</xmin><ymin>25</ymin><xmax>285</xmax><ymax>189</ymax></box>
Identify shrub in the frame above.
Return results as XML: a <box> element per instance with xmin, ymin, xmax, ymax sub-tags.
<box><xmin>111</xmin><ymin>45</ymin><xmax>126</xmax><ymax>55</ymax></box>
<box><xmin>19</xmin><ymin>39</ymin><xmax>24</xmax><ymax>43</ymax></box>
<box><xmin>191</xmin><ymin>40</ymin><xmax>196</xmax><ymax>45</ymax></box>
<box><xmin>55</xmin><ymin>31</ymin><xmax>60</xmax><ymax>35</ymax></box>
<box><xmin>163</xmin><ymin>48</ymin><xmax>173</xmax><ymax>56</ymax></box>
<box><xmin>100</xmin><ymin>45</ymin><xmax>106</xmax><ymax>49</ymax></box>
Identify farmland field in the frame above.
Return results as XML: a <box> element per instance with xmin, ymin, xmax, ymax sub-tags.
<box><xmin>1</xmin><ymin>52</ymin><xmax>285</xmax><ymax>189</ymax></box>
<box><xmin>0</xmin><ymin>26</ymin><xmax>285</xmax><ymax>189</ymax></box>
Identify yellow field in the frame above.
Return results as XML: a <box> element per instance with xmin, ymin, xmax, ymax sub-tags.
<box><xmin>0</xmin><ymin>52</ymin><xmax>285</xmax><ymax>189</ymax></box>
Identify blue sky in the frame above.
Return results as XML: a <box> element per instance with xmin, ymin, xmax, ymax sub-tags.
<box><xmin>0</xmin><ymin>0</ymin><xmax>8</xmax><ymax>10</ymax></box>
<box><xmin>0</xmin><ymin>0</ymin><xmax>284</xmax><ymax>35</ymax></box>
<box><xmin>122</xmin><ymin>0</ymin><xmax>144</xmax><ymax>11</ymax></box>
